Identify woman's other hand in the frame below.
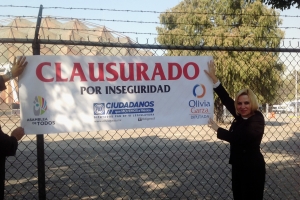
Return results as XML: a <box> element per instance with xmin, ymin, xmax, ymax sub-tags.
<box><xmin>208</xmin><ymin>118</ymin><xmax>219</xmax><ymax>131</ymax></box>
<box><xmin>11</xmin><ymin>127</ymin><xmax>25</xmax><ymax>141</ymax></box>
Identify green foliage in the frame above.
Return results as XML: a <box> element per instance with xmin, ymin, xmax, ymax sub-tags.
<box><xmin>156</xmin><ymin>0</ymin><xmax>285</xmax><ymax>105</ymax></box>
<box><xmin>275</xmin><ymin>70</ymin><xmax>300</xmax><ymax>104</ymax></box>
<box><xmin>262</xmin><ymin>0</ymin><xmax>300</xmax><ymax>10</ymax></box>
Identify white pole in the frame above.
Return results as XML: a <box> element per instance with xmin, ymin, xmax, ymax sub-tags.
<box><xmin>11</xmin><ymin>79</ymin><xmax>18</xmax><ymax>103</ymax></box>
<box><xmin>296</xmin><ymin>69</ymin><xmax>298</xmax><ymax>118</ymax></box>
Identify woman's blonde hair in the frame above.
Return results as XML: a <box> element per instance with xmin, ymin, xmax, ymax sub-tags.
<box><xmin>234</xmin><ymin>88</ymin><xmax>259</xmax><ymax>116</ymax></box>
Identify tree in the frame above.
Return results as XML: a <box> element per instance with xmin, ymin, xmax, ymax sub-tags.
<box><xmin>275</xmin><ymin>70</ymin><xmax>300</xmax><ymax>104</ymax></box>
<box><xmin>156</xmin><ymin>0</ymin><xmax>285</xmax><ymax>121</ymax></box>
<box><xmin>262</xmin><ymin>0</ymin><xmax>300</xmax><ymax>10</ymax></box>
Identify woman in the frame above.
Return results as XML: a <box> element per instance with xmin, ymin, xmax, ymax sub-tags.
<box><xmin>205</xmin><ymin>60</ymin><xmax>266</xmax><ymax>200</ymax></box>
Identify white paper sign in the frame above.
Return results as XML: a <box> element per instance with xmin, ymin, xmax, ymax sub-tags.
<box><xmin>19</xmin><ymin>56</ymin><xmax>214</xmax><ymax>134</ymax></box>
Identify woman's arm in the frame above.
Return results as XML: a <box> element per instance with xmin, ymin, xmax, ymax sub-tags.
<box><xmin>208</xmin><ymin>118</ymin><xmax>233</xmax><ymax>143</ymax></box>
<box><xmin>0</xmin><ymin>76</ymin><xmax>6</xmax><ymax>91</ymax></box>
<box><xmin>204</xmin><ymin>60</ymin><xmax>236</xmax><ymax>117</ymax></box>
<box><xmin>217</xmin><ymin>127</ymin><xmax>233</xmax><ymax>143</ymax></box>
<box><xmin>0</xmin><ymin>129</ymin><xmax>18</xmax><ymax>156</ymax></box>
<box><xmin>214</xmin><ymin>84</ymin><xmax>236</xmax><ymax>117</ymax></box>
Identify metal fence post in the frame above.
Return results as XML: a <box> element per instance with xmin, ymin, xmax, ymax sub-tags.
<box><xmin>32</xmin><ymin>5</ymin><xmax>46</xmax><ymax>200</ymax></box>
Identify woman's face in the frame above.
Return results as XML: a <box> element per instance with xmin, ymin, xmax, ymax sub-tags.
<box><xmin>237</xmin><ymin>94</ymin><xmax>252</xmax><ymax>118</ymax></box>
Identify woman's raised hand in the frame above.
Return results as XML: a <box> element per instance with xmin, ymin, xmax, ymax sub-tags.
<box><xmin>204</xmin><ymin>60</ymin><xmax>218</xmax><ymax>84</ymax></box>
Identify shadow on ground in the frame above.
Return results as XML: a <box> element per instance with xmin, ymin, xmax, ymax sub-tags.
<box><xmin>4</xmin><ymin>131</ymin><xmax>300</xmax><ymax>199</ymax></box>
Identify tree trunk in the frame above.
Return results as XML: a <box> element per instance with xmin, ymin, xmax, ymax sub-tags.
<box><xmin>215</xmin><ymin>97</ymin><xmax>224</xmax><ymax>123</ymax></box>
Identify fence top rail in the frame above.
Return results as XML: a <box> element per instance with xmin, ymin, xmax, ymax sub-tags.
<box><xmin>0</xmin><ymin>38</ymin><xmax>300</xmax><ymax>53</ymax></box>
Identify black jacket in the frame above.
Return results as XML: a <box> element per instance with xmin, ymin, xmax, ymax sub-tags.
<box><xmin>0</xmin><ymin>76</ymin><xmax>18</xmax><ymax>199</ymax></box>
<box><xmin>214</xmin><ymin>83</ymin><xmax>265</xmax><ymax>165</ymax></box>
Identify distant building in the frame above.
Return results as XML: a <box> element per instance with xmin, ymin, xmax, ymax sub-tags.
<box><xmin>0</xmin><ymin>63</ymin><xmax>19</xmax><ymax>107</ymax></box>
<box><xmin>0</xmin><ymin>17</ymin><xmax>153</xmax><ymax>104</ymax></box>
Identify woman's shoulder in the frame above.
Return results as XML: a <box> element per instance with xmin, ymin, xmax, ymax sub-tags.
<box><xmin>254</xmin><ymin>110</ymin><xmax>264</xmax><ymax>116</ymax></box>
<box><xmin>250</xmin><ymin>111</ymin><xmax>265</xmax><ymax>122</ymax></box>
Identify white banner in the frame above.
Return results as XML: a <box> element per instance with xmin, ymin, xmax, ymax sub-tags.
<box><xmin>19</xmin><ymin>56</ymin><xmax>214</xmax><ymax>134</ymax></box>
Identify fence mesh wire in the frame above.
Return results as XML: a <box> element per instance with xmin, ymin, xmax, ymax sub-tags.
<box><xmin>0</xmin><ymin>2</ymin><xmax>300</xmax><ymax>198</ymax></box>
<box><xmin>0</xmin><ymin>41</ymin><xmax>299</xmax><ymax>200</ymax></box>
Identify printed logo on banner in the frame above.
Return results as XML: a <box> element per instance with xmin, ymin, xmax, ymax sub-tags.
<box><xmin>94</xmin><ymin>101</ymin><xmax>155</xmax><ymax>123</ymax></box>
<box><xmin>138</xmin><ymin>117</ymin><xmax>155</xmax><ymax>121</ymax></box>
<box><xmin>33</xmin><ymin>96</ymin><xmax>47</xmax><ymax>116</ymax></box>
<box><xmin>94</xmin><ymin>103</ymin><xmax>105</xmax><ymax>115</ymax></box>
<box><xmin>189</xmin><ymin>84</ymin><xmax>210</xmax><ymax>119</ymax></box>
<box><xmin>94</xmin><ymin>101</ymin><xmax>155</xmax><ymax>116</ymax></box>
<box><xmin>193</xmin><ymin>84</ymin><xmax>206</xmax><ymax>98</ymax></box>
<box><xmin>25</xmin><ymin>96</ymin><xmax>55</xmax><ymax>126</ymax></box>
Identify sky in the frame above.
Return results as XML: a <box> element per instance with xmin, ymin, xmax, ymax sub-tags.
<box><xmin>0</xmin><ymin>0</ymin><xmax>298</xmax><ymax>44</ymax></box>
<box><xmin>0</xmin><ymin>0</ymin><xmax>299</xmax><ymax>70</ymax></box>
<box><xmin>0</xmin><ymin>0</ymin><xmax>181</xmax><ymax>43</ymax></box>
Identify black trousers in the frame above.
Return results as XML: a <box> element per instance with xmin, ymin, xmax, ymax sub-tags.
<box><xmin>0</xmin><ymin>179</ymin><xmax>3</xmax><ymax>200</ymax></box>
<box><xmin>232</xmin><ymin>162</ymin><xmax>266</xmax><ymax>200</ymax></box>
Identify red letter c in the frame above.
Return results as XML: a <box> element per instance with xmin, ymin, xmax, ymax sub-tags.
<box><xmin>36</xmin><ymin>62</ymin><xmax>54</xmax><ymax>82</ymax></box>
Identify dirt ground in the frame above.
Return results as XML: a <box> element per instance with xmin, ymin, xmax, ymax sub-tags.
<box><xmin>2</xmin><ymin>113</ymin><xmax>300</xmax><ymax>199</ymax></box>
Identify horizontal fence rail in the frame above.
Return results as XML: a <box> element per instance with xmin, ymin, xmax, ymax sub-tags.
<box><xmin>0</xmin><ymin>38</ymin><xmax>300</xmax><ymax>52</ymax></box>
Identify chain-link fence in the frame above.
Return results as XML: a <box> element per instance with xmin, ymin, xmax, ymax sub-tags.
<box><xmin>0</xmin><ymin>4</ymin><xmax>300</xmax><ymax>200</ymax></box>
<box><xmin>1</xmin><ymin>41</ymin><xmax>299</xmax><ymax>200</ymax></box>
